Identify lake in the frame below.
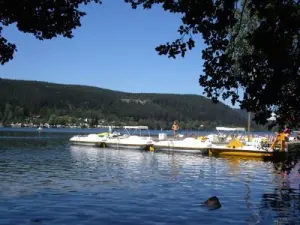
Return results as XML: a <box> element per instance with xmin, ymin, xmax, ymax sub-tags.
<box><xmin>0</xmin><ymin>129</ymin><xmax>299</xmax><ymax>225</ymax></box>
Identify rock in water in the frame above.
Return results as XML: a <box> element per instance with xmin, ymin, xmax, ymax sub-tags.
<box><xmin>203</xmin><ymin>196</ymin><xmax>222</xmax><ymax>210</ymax></box>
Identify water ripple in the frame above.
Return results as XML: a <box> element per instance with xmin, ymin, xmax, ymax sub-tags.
<box><xmin>0</xmin><ymin>132</ymin><xmax>299</xmax><ymax>225</ymax></box>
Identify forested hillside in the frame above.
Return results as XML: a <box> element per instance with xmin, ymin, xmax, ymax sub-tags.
<box><xmin>0</xmin><ymin>78</ymin><xmax>262</xmax><ymax>130</ymax></box>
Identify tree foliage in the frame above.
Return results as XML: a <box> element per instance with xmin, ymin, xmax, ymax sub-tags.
<box><xmin>0</xmin><ymin>78</ymin><xmax>256</xmax><ymax>130</ymax></box>
<box><xmin>0</xmin><ymin>0</ymin><xmax>102</xmax><ymax>64</ymax></box>
<box><xmin>125</xmin><ymin>0</ymin><xmax>300</xmax><ymax>129</ymax></box>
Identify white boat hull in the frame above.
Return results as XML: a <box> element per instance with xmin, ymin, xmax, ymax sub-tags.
<box><xmin>154</xmin><ymin>138</ymin><xmax>212</xmax><ymax>154</ymax></box>
<box><xmin>156</xmin><ymin>147</ymin><xmax>208</xmax><ymax>154</ymax></box>
<box><xmin>104</xmin><ymin>135</ymin><xmax>154</xmax><ymax>150</ymax></box>
<box><xmin>70</xmin><ymin>141</ymin><xmax>99</xmax><ymax>146</ymax></box>
<box><xmin>105</xmin><ymin>143</ymin><xmax>149</xmax><ymax>150</ymax></box>
<box><xmin>69</xmin><ymin>134</ymin><xmax>107</xmax><ymax>147</ymax></box>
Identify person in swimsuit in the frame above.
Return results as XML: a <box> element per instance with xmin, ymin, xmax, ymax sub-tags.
<box><xmin>172</xmin><ymin>121</ymin><xmax>179</xmax><ymax>138</ymax></box>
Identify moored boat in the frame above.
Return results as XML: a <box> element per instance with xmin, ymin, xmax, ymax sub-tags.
<box><xmin>101</xmin><ymin>126</ymin><xmax>155</xmax><ymax>150</ymax></box>
<box><xmin>69</xmin><ymin>132</ymin><xmax>110</xmax><ymax>146</ymax></box>
<box><xmin>204</xmin><ymin>126</ymin><xmax>246</xmax><ymax>144</ymax></box>
<box><xmin>103</xmin><ymin>135</ymin><xmax>154</xmax><ymax>150</ymax></box>
<box><xmin>153</xmin><ymin>137</ymin><xmax>213</xmax><ymax>154</ymax></box>
<box><xmin>207</xmin><ymin>133</ymin><xmax>288</xmax><ymax>159</ymax></box>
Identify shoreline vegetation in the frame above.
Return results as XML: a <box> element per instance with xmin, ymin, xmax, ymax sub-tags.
<box><xmin>0</xmin><ymin>78</ymin><xmax>271</xmax><ymax>131</ymax></box>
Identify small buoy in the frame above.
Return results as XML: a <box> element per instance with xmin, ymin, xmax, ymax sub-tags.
<box><xmin>149</xmin><ymin>146</ymin><xmax>155</xmax><ymax>152</ymax></box>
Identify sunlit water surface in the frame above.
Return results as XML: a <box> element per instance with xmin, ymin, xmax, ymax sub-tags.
<box><xmin>0</xmin><ymin>130</ymin><xmax>299</xmax><ymax>225</ymax></box>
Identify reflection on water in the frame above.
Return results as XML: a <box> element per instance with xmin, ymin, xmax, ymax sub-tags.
<box><xmin>261</xmin><ymin>158</ymin><xmax>300</xmax><ymax>225</ymax></box>
<box><xmin>222</xmin><ymin>155</ymin><xmax>300</xmax><ymax>225</ymax></box>
<box><xmin>0</xmin><ymin>131</ymin><xmax>299</xmax><ymax>225</ymax></box>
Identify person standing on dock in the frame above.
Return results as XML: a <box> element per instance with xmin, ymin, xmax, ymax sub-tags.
<box><xmin>172</xmin><ymin>121</ymin><xmax>179</xmax><ymax>138</ymax></box>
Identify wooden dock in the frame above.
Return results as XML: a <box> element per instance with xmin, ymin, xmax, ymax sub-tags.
<box><xmin>287</xmin><ymin>141</ymin><xmax>300</xmax><ymax>153</ymax></box>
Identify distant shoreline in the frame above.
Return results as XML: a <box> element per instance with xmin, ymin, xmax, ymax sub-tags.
<box><xmin>0</xmin><ymin>126</ymin><xmax>274</xmax><ymax>135</ymax></box>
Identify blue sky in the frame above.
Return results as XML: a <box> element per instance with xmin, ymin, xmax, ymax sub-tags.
<box><xmin>0</xmin><ymin>1</ymin><xmax>238</xmax><ymax>107</ymax></box>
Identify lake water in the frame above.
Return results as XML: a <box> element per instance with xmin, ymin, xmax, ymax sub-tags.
<box><xmin>0</xmin><ymin>129</ymin><xmax>299</xmax><ymax>225</ymax></box>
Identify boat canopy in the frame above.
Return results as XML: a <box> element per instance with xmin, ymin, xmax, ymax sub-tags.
<box><xmin>216</xmin><ymin>127</ymin><xmax>246</xmax><ymax>131</ymax></box>
<box><xmin>267</xmin><ymin>112</ymin><xmax>276</xmax><ymax>121</ymax></box>
<box><xmin>123</xmin><ymin>126</ymin><xmax>149</xmax><ymax>130</ymax></box>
